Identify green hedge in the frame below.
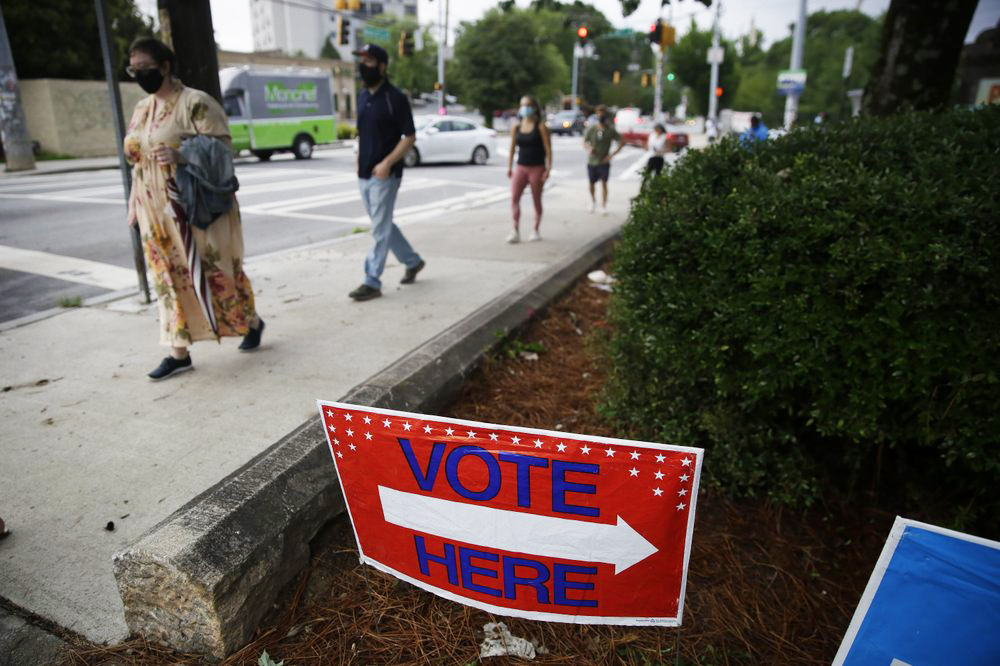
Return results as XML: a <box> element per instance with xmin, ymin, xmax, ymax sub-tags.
<box><xmin>605</xmin><ymin>106</ymin><xmax>1000</xmax><ymax>514</ymax></box>
<box><xmin>337</xmin><ymin>124</ymin><xmax>358</xmax><ymax>140</ymax></box>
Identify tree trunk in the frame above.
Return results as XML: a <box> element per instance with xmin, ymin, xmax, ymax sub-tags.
<box><xmin>157</xmin><ymin>0</ymin><xmax>222</xmax><ymax>103</ymax></box>
<box><xmin>863</xmin><ymin>0</ymin><xmax>978</xmax><ymax>116</ymax></box>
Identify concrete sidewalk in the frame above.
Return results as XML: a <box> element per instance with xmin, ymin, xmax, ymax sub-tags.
<box><xmin>0</xmin><ymin>178</ymin><xmax>636</xmax><ymax>648</ymax></box>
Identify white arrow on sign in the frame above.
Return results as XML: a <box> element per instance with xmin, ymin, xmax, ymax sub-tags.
<box><xmin>379</xmin><ymin>486</ymin><xmax>658</xmax><ymax>574</ymax></box>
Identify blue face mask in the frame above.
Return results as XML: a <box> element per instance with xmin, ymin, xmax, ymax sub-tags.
<box><xmin>518</xmin><ymin>105</ymin><xmax>534</xmax><ymax>118</ymax></box>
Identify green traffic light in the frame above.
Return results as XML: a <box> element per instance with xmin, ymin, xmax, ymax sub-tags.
<box><xmin>667</xmin><ymin>72</ymin><xmax>675</xmax><ymax>81</ymax></box>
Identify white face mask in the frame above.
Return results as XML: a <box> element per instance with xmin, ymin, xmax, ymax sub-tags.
<box><xmin>518</xmin><ymin>105</ymin><xmax>534</xmax><ymax>118</ymax></box>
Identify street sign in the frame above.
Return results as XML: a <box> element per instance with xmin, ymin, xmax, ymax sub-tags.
<box><xmin>707</xmin><ymin>46</ymin><xmax>724</xmax><ymax>65</ymax></box>
<box><xmin>777</xmin><ymin>69</ymin><xmax>807</xmax><ymax>95</ymax></box>
<box><xmin>363</xmin><ymin>26</ymin><xmax>390</xmax><ymax>42</ymax></box>
<box><xmin>834</xmin><ymin>517</ymin><xmax>1000</xmax><ymax>665</ymax></box>
<box><xmin>318</xmin><ymin>401</ymin><xmax>704</xmax><ymax>625</ymax></box>
<box><xmin>610</xmin><ymin>28</ymin><xmax>635</xmax><ymax>37</ymax></box>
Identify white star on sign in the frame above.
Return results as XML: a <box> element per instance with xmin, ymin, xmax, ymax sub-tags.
<box><xmin>489</xmin><ymin>433</ymin><xmax>499</xmax><ymax>441</ymax></box>
<box><xmin>654</xmin><ymin>470</ymin><xmax>665</xmax><ymax>480</ymax></box>
<box><xmin>653</xmin><ymin>487</ymin><xmax>663</xmax><ymax>496</ymax></box>
<box><xmin>467</xmin><ymin>430</ymin><xmax>477</xmax><ymax>439</ymax></box>
<box><xmin>630</xmin><ymin>451</ymin><xmax>640</xmax><ymax>460</ymax></box>
<box><xmin>365</xmin><ymin>432</ymin><xmax>373</xmax><ymax>441</ymax></box>
<box><xmin>557</xmin><ymin>443</ymin><xmax>567</xmax><ymax>452</ymax></box>
<box><xmin>676</xmin><ymin>502</ymin><xmax>686</xmax><ymax>510</ymax></box>
<box><xmin>655</xmin><ymin>454</ymin><xmax>666</xmax><ymax>463</ymax></box>
<box><xmin>681</xmin><ymin>458</ymin><xmax>692</xmax><ymax>467</ymax></box>
<box><xmin>383</xmin><ymin>419</ymin><xmax>392</xmax><ymax>428</ymax></box>
<box><xmin>344</xmin><ymin>414</ymin><xmax>352</xmax><ymax>421</ymax></box>
<box><xmin>336</xmin><ymin>451</ymin><xmax>343</xmax><ymax>458</ymax></box>
<box><xmin>349</xmin><ymin>444</ymin><xmax>356</xmax><ymax>451</ymax></box>
<box><xmin>423</xmin><ymin>424</ymin><xmax>433</xmax><ymax>434</ymax></box>
<box><xmin>346</xmin><ymin>428</ymin><xmax>354</xmax><ymax>437</ymax></box>
<box><xmin>580</xmin><ymin>445</ymin><xmax>591</xmax><ymax>455</ymax></box>
<box><xmin>333</xmin><ymin>438</ymin><xmax>340</xmax><ymax>445</ymax></box>
<box><xmin>678</xmin><ymin>488</ymin><xmax>688</xmax><ymax>496</ymax></box>
<box><xmin>326</xmin><ymin>409</ymin><xmax>334</xmax><ymax>418</ymax></box>
<box><xmin>679</xmin><ymin>474</ymin><xmax>690</xmax><ymax>482</ymax></box>
<box><xmin>629</xmin><ymin>467</ymin><xmax>639</xmax><ymax>477</ymax></box>
<box><xmin>328</xmin><ymin>423</ymin><xmax>336</xmax><ymax>432</ymax></box>
<box><xmin>511</xmin><ymin>436</ymin><xmax>521</xmax><ymax>445</ymax></box>
<box><xmin>363</xmin><ymin>416</ymin><xmax>372</xmax><ymax>424</ymax></box>
<box><xmin>605</xmin><ymin>448</ymin><xmax>616</xmax><ymax>457</ymax></box>
<box><xmin>445</xmin><ymin>427</ymin><xmax>455</xmax><ymax>436</ymax></box>
<box><xmin>533</xmin><ymin>439</ymin><xmax>544</xmax><ymax>448</ymax></box>
<box><xmin>403</xmin><ymin>422</ymin><xmax>412</xmax><ymax>431</ymax></box>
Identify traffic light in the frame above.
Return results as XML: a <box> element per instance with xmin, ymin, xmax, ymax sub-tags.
<box><xmin>334</xmin><ymin>0</ymin><xmax>346</xmax><ymax>9</ymax></box>
<box><xmin>347</xmin><ymin>0</ymin><xmax>361</xmax><ymax>9</ymax></box>
<box><xmin>337</xmin><ymin>16</ymin><xmax>351</xmax><ymax>45</ymax></box>
<box><xmin>577</xmin><ymin>24</ymin><xmax>589</xmax><ymax>42</ymax></box>
<box><xmin>399</xmin><ymin>31</ymin><xmax>415</xmax><ymax>57</ymax></box>
<box><xmin>715</xmin><ymin>86</ymin><xmax>723</xmax><ymax>97</ymax></box>
<box><xmin>648</xmin><ymin>20</ymin><xmax>662</xmax><ymax>46</ymax></box>
<box><xmin>641</xmin><ymin>73</ymin><xmax>649</xmax><ymax>87</ymax></box>
<box><xmin>612</xmin><ymin>70</ymin><xmax>620</xmax><ymax>85</ymax></box>
<box><xmin>666</xmin><ymin>72</ymin><xmax>675</xmax><ymax>81</ymax></box>
<box><xmin>661</xmin><ymin>23</ymin><xmax>676</xmax><ymax>48</ymax></box>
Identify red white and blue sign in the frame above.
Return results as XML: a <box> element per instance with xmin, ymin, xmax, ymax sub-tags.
<box><xmin>317</xmin><ymin>401</ymin><xmax>704</xmax><ymax>625</ymax></box>
<box><xmin>834</xmin><ymin>516</ymin><xmax>1000</xmax><ymax>665</ymax></box>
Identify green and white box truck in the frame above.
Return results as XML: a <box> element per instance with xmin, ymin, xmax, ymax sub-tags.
<box><xmin>220</xmin><ymin>66</ymin><xmax>337</xmax><ymax>161</ymax></box>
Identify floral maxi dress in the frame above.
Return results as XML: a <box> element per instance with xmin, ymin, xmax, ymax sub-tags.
<box><xmin>125</xmin><ymin>83</ymin><xmax>256</xmax><ymax>348</ymax></box>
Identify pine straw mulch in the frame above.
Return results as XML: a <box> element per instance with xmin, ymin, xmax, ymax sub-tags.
<box><xmin>67</xmin><ymin>273</ymin><xmax>894</xmax><ymax>666</ymax></box>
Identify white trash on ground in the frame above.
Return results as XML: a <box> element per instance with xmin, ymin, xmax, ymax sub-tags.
<box><xmin>588</xmin><ymin>269</ymin><xmax>615</xmax><ymax>292</ymax></box>
<box><xmin>479</xmin><ymin>622</ymin><xmax>547</xmax><ymax>659</ymax></box>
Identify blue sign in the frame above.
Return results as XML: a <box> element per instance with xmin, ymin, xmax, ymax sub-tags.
<box><xmin>834</xmin><ymin>517</ymin><xmax>1000</xmax><ymax>665</ymax></box>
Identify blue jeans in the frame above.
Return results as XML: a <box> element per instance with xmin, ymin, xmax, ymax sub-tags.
<box><xmin>358</xmin><ymin>176</ymin><xmax>421</xmax><ymax>290</ymax></box>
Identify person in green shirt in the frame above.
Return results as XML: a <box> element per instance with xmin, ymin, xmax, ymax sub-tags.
<box><xmin>583</xmin><ymin>106</ymin><xmax>623</xmax><ymax>215</ymax></box>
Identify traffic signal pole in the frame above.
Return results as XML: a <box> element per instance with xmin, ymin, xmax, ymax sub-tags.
<box><xmin>436</xmin><ymin>0</ymin><xmax>449</xmax><ymax>114</ymax></box>
<box><xmin>707</xmin><ymin>1</ymin><xmax>722</xmax><ymax>123</ymax></box>
<box><xmin>783</xmin><ymin>0</ymin><xmax>807</xmax><ymax>129</ymax></box>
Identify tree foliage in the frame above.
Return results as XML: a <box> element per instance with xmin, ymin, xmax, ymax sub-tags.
<box><xmin>5</xmin><ymin>0</ymin><xmax>153</xmax><ymax>80</ymax></box>
<box><xmin>451</xmin><ymin>8</ymin><xmax>568</xmax><ymax>124</ymax></box>
<box><xmin>363</xmin><ymin>13</ymin><xmax>438</xmax><ymax>97</ymax></box>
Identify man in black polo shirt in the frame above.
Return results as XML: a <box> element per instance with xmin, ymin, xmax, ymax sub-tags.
<box><xmin>348</xmin><ymin>43</ymin><xmax>425</xmax><ymax>302</ymax></box>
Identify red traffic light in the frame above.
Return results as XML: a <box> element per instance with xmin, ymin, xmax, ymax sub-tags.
<box><xmin>577</xmin><ymin>25</ymin><xmax>589</xmax><ymax>39</ymax></box>
<box><xmin>715</xmin><ymin>86</ymin><xmax>723</xmax><ymax>97</ymax></box>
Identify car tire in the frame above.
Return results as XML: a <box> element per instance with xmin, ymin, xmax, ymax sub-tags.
<box><xmin>471</xmin><ymin>145</ymin><xmax>489</xmax><ymax>165</ymax></box>
<box><xmin>292</xmin><ymin>135</ymin><xmax>314</xmax><ymax>160</ymax></box>
<box><xmin>252</xmin><ymin>150</ymin><xmax>273</xmax><ymax>162</ymax></box>
<box><xmin>404</xmin><ymin>147</ymin><xmax>420</xmax><ymax>168</ymax></box>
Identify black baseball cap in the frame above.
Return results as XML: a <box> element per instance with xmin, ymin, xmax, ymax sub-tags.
<box><xmin>354</xmin><ymin>43</ymin><xmax>388</xmax><ymax>64</ymax></box>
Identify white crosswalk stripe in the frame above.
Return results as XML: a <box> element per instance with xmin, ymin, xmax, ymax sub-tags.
<box><xmin>0</xmin><ymin>244</ymin><xmax>136</xmax><ymax>290</ymax></box>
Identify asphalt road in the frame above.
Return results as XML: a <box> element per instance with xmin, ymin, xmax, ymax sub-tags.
<box><xmin>0</xmin><ymin>136</ymin><xmax>651</xmax><ymax>324</ymax></box>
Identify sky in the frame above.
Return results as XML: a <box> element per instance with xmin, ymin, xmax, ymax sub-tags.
<box><xmin>136</xmin><ymin>0</ymin><xmax>1000</xmax><ymax>52</ymax></box>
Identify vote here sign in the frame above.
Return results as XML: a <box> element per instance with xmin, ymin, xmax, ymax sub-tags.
<box><xmin>318</xmin><ymin>401</ymin><xmax>704</xmax><ymax>625</ymax></box>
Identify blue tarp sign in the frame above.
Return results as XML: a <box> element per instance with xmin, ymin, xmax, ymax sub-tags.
<box><xmin>834</xmin><ymin>517</ymin><xmax>1000</xmax><ymax>666</ymax></box>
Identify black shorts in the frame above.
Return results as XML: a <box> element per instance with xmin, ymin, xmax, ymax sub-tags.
<box><xmin>587</xmin><ymin>163</ymin><xmax>611</xmax><ymax>183</ymax></box>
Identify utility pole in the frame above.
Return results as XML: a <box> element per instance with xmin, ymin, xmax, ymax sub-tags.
<box><xmin>571</xmin><ymin>43</ymin><xmax>581</xmax><ymax>112</ymax></box>
<box><xmin>95</xmin><ymin>0</ymin><xmax>150</xmax><ymax>301</ymax></box>
<box><xmin>435</xmin><ymin>0</ymin><xmax>449</xmax><ymax>114</ymax></box>
<box><xmin>783</xmin><ymin>0</ymin><xmax>807</xmax><ymax>129</ymax></box>
<box><xmin>707</xmin><ymin>0</ymin><xmax>723</xmax><ymax>123</ymax></box>
<box><xmin>0</xmin><ymin>4</ymin><xmax>36</xmax><ymax>172</ymax></box>
<box><xmin>157</xmin><ymin>0</ymin><xmax>222</xmax><ymax>103</ymax></box>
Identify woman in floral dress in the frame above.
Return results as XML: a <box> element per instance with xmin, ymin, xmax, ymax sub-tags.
<box><xmin>124</xmin><ymin>37</ymin><xmax>264</xmax><ymax>381</ymax></box>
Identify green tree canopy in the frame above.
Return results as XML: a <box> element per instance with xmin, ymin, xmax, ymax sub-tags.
<box><xmin>362</xmin><ymin>13</ymin><xmax>438</xmax><ymax>97</ymax></box>
<box><xmin>670</xmin><ymin>19</ymin><xmax>740</xmax><ymax>117</ymax></box>
<box><xmin>5</xmin><ymin>0</ymin><xmax>152</xmax><ymax>80</ymax></box>
<box><xmin>451</xmin><ymin>8</ymin><xmax>568</xmax><ymax>124</ymax></box>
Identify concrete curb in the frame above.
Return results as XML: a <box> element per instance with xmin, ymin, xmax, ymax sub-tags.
<box><xmin>111</xmin><ymin>226</ymin><xmax>622</xmax><ymax>658</ymax></box>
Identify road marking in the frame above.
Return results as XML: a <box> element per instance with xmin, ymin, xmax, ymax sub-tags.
<box><xmin>0</xmin><ymin>245</ymin><xmax>137</xmax><ymax>290</ymax></box>
<box><xmin>0</xmin><ymin>192</ymin><xmax>124</xmax><ymax>205</ymax></box>
<box><xmin>392</xmin><ymin>186</ymin><xmax>511</xmax><ymax>225</ymax></box>
<box><xmin>618</xmin><ymin>152</ymin><xmax>650</xmax><ymax>181</ymax></box>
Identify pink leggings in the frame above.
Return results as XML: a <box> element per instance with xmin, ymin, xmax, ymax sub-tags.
<box><xmin>511</xmin><ymin>164</ymin><xmax>545</xmax><ymax>229</ymax></box>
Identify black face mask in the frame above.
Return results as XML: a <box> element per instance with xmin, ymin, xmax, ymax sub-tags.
<box><xmin>135</xmin><ymin>68</ymin><xmax>165</xmax><ymax>94</ymax></box>
<box><xmin>358</xmin><ymin>63</ymin><xmax>382</xmax><ymax>86</ymax></box>
<box><xmin>599</xmin><ymin>114</ymin><xmax>610</xmax><ymax>125</ymax></box>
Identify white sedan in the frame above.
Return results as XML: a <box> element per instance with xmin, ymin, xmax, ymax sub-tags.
<box><xmin>404</xmin><ymin>115</ymin><xmax>497</xmax><ymax>167</ymax></box>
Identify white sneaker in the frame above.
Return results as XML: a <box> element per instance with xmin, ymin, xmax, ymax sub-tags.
<box><xmin>528</xmin><ymin>230</ymin><xmax>541</xmax><ymax>242</ymax></box>
<box><xmin>588</xmin><ymin>201</ymin><xmax>596</xmax><ymax>214</ymax></box>
<box><xmin>601</xmin><ymin>206</ymin><xmax>609</xmax><ymax>217</ymax></box>
<box><xmin>506</xmin><ymin>229</ymin><xmax>520</xmax><ymax>244</ymax></box>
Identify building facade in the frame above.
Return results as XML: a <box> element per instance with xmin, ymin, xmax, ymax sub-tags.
<box><xmin>250</xmin><ymin>0</ymin><xmax>418</xmax><ymax>59</ymax></box>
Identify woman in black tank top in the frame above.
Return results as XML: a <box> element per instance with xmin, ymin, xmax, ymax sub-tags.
<box><xmin>506</xmin><ymin>95</ymin><xmax>552</xmax><ymax>243</ymax></box>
